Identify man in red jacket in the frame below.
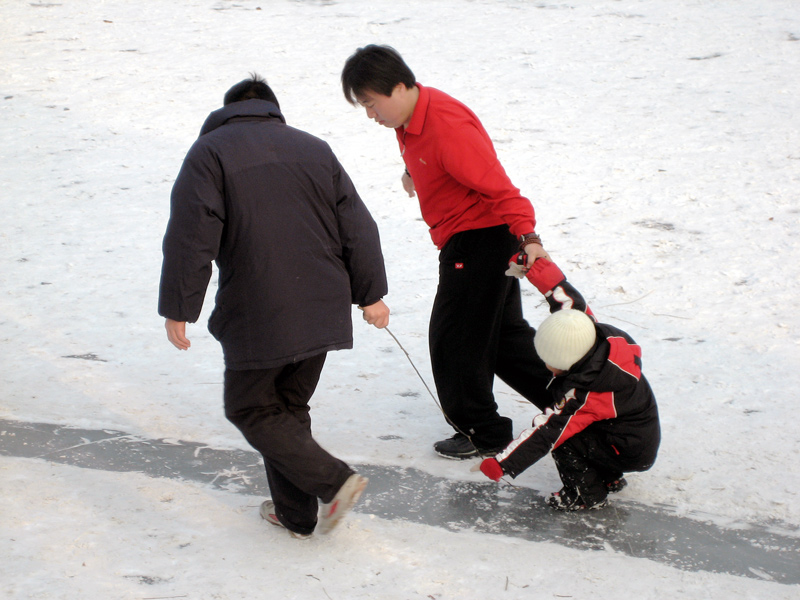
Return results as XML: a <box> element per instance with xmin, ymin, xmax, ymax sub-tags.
<box><xmin>342</xmin><ymin>45</ymin><xmax>553</xmax><ymax>459</ymax></box>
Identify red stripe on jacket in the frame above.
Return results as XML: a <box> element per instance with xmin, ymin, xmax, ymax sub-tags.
<box><xmin>607</xmin><ymin>336</ymin><xmax>642</xmax><ymax>380</ymax></box>
<box><xmin>552</xmin><ymin>390</ymin><xmax>618</xmax><ymax>450</ymax></box>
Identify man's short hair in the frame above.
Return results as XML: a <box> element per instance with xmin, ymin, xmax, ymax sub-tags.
<box><xmin>224</xmin><ymin>73</ymin><xmax>280</xmax><ymax>107</ymax></box>
<box><xmin>341</xmin><ymin>45</ymin><xmax>416</xmax><ymax>105</ymax></box>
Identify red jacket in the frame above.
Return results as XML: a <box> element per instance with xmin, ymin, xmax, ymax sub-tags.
<box><xmin>396</xmin><ymin>84</ymin><xmax>537</xmax><ymax>249</ymax></box>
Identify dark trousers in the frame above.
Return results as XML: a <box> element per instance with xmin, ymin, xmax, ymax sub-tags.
<box><xmin>552</xmin><ymin>425</ymin><xmax>658</xmax><ymax>505</ymax></box>
<box><xmin>429</xmin><ymin>225</ymin><xmax>553</xmax><ymax>448</ymax></box>
<box><xmin>223</xmin><ymin>354</ymin><xmax>353</xmax><ymax>535</ymax></box>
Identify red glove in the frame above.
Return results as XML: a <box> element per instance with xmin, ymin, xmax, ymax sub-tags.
<box><xmin>479</xmin><ymin>458</ymin><xmax>504</xmax><ymax>482</ymax></box>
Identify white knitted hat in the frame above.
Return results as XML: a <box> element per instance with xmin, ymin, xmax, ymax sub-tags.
<box><xmin>534</xmin><ymin>309</ymin><xmax>597</xmax><ymax>371</ymax></box>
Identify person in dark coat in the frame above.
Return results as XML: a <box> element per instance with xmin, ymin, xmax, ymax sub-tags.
<box><xmin>477</xmin><ymin>259</ymin><xmax>660</xmax><ymax>511</ymax></box>
<box><xmin>158</xmin><ymin>74</ymin><xmax>390</xmax><ymax>537</ymax></box>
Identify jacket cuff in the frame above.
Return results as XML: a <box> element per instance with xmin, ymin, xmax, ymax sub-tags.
<box><xmin>511</xmin><ymin>222</ymin><xmax>537</xmax><ymax>239</ymax></box>
<box><xmin>358</xmin><ymin>296</ymin><xmax>383</xmax><ymax>308</ymax></box>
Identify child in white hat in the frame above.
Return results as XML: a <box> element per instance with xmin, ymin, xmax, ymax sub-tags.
<box><xmin>477</xmin><ymin>259</ymin><xmax>661</xmax><ymax>511</ymax></box>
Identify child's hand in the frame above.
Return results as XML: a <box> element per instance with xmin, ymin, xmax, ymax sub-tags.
<box><xmin>474</xmin><ymin>457</ymin><xmax>504</xmax><ymax>482</ymax></box>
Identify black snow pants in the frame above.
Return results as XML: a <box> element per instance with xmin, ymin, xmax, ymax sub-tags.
<box><xmin>223</xmin><ymin>354</ymin><xmax>353</xmax><ymax>536</ymax></box>
<box><xmin>552</xmin><ymin>423</ymin><xmax>660</xmax><ymax>506</ymax></box>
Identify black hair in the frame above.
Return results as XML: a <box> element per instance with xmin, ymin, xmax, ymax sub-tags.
<box><xmin>341</xmin><ymin>45</ymin><xmax>416</xmax><ymax>105</ymax></box>
<box><xmin>223</xmin><ymin>73</ymin><xmax>280</xmax><ymax>108</ymax></box>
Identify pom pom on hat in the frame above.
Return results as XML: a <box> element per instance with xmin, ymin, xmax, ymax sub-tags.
<box><xmin>534</xmin><ymin>309</ymin><xmax>597</xmax><ymax>371</ymax></box>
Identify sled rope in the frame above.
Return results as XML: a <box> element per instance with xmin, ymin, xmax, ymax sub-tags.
<box><xmin>384</xmin><ymin>327</ymin><xmax>502</xmax><ymax>464</ymax></box>
<box><xmin>384</xmin><ymin>327</ymin><xmax>438</xmax><ymax>407</ymax></box>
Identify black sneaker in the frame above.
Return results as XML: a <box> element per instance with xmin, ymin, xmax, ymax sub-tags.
<box><xmin>606</xmin><ymin>477</ymin><xmax>628</xmax><ymax>494</ymax></box>
<box><xmin>547</xmin><ymin>487</ymin><xmax>608</xmax><ymax>511</ymax></box>
<box><xmin>433</xmin><ymin>433</ymin><xmax>505</xmax><ymax>460</ymax></box>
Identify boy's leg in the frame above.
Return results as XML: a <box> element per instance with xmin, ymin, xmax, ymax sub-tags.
<box><xmin>224</xmin><ymin>354</ymin><xmax>353</xmax><ymax>534</ymax></box>
<box><xmin>551</xmin><ymin>430</ymin><xmax>624</xmax><ymax>508</ymax></box>
<box><xmin>429</xmin><ymin>226</ymin><xmax>519</xmax><ymax>449</ymax></box>
<box><xmin>553</xmin><ymin>424</ymin><xmax>659</xmax><ymax>507</ymax></box>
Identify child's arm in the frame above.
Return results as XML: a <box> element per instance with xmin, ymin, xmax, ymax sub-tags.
<box><xmin>507</xmin><ymin>255</ymin><xmax>595</xmax><ymax>320</ymax></box>
<box><xmin>479</xmin><ymin>385</ymin><xmax>615</xmax><ymax>480</ymax></box>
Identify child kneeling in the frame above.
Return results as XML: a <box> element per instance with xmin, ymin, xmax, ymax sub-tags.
<box><xmin>478</xmin><ymin>260</ymin><xmax>661</xmax><ymax>511</ymax></box>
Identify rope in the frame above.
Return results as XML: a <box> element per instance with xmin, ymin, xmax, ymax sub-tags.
<box><xmin>383</xmin><ymin>326</ymin><xmax>513</xmax><ymax>471</ymax></box>
<box><xmin>384</xmin><ymin>327</ymin><xmax>440</xmax><ymax>408</ymax></box>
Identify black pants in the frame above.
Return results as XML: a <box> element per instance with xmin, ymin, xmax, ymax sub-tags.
<box><xmin>429</xmin><ymin>225</ymin><xmax>552</xmax><ymax>448</ymax></box>
<box><xmin>552</xmin><ymin>425</ymin><xmax>658</xmax><ymax>505</ymax></box>
<box><xmin>223</xmin><ymin>354</ymin><xmax>353</xmax><ymax>535</ymax></box>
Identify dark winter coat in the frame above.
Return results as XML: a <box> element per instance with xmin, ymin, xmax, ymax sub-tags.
<box><xmin>495</xmin><ymin>322</ymin><xmax>661</xmax><ymax>477</ymax></box>
<box><xmin>158</xmin><ymin>99</ymin><xmax>388</xmax><ymax>370</ymax></box>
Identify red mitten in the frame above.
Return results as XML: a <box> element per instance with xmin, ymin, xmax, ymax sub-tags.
<box><xmin>479</xmin><ymin>457</ymin><xmax>504</xmax><ymax>482</ymax></box>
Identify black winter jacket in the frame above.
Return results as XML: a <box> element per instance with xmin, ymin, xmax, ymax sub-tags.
<box><xmin>159</xmin><ymin>100</ymin><xmax>388</xmax><ymax>369</ymax></box>
<box><xmin>496</xmin><ymin>322</ymin><xmax>660</xmax><ymax>477</ymax></box>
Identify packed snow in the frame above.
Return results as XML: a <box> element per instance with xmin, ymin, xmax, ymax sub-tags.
<box><xmin>1</xmin><ymin>0</ymin><xmax>799</xmax><ymax>598</ymax></box>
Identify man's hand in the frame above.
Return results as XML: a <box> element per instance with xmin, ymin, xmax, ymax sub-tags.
<box><xmin>401</xmin><ymin>170</ymin><xmax>416</xmax><ymax>198</ymax></box>
<box><xmin>165</xmin><ymin>318</ymin><xmax>191</xmax><ymax>350</ymax></box>
<box><xmin>506</xmin><ymin>244</ymin><xmax>552</xmax><ymax>279</ymax></box>
<box><xmin>524</xmin><ymin>242</ymin><xmax>551</xmax><ymax>263</ymax></box>
<box><xmin>360</xmin><ymin>300</ymin><xmax>390</xmax><ymax>329</ymax></box>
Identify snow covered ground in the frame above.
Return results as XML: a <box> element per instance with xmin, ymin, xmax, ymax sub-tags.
<box><xmin>1</xmin><ymin>0</ymin><xmax>799</xmax><ymax>598</ymax></box>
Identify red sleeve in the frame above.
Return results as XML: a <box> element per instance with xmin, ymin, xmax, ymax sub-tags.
<box><xmin>439</xmin><ymin>120</ymin><xmax>536</xmax><ymax>236</ymax></box>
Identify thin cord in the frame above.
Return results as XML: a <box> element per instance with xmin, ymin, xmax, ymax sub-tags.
<box><xmin>384</xmin><ymin>326</ymin><xmax>513</xmax><ymax>473</ymax></box>
<box><xmin>384</xmin><ymin>327</ymin><xmax>439</xmax><ymax>408</ymax></box>
<box><xmin>384</xmin><ymin>326</ymin><xmax>464</xmax><ymax>438</ymax></box>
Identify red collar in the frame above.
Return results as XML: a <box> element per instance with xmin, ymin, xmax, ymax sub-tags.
<box><xmin>400</xmin><ymin>83</ymin><xmax>429</xmax><ymax>136</ymax></box>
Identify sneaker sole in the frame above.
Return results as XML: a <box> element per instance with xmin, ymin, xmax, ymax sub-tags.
<box><xmin>434</xmin><ymin>448</ymin><xmax>501</xmax><ymax>460</ymax></box>
<box><xmin>318</xmin><ymin>474</ymin><xmax>368</xmax><ymax>535</ymax></box>
<box><xmin>434</xmin><ymin>448</ymin><xmax>478</xmax><ymax>460</ymax></box>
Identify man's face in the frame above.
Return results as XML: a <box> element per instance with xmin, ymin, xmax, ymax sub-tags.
<box><xmin>356</xmin><ymin>84</ymin><xmax>413</xmax><ymax>129</ymax></box>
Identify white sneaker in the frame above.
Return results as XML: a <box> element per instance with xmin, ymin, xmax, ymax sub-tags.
<box><xmin>318</xmin><ymin>474</ymin><xmax>368</xmax><ymax>534</ymax></box>
<box><xmin>259</xmin><ymin>500</ymin><xmax>313</xmax><ymax>540</ymax></box>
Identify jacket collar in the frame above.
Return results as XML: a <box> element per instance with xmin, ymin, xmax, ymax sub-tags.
<box><xmin>198</xmin><ymin>99</ymin><xmax>285</xmax><ymax>137</ymax></box>
<box><xmin>402</xmin><ymin>83</ymin><xmax>429</xmax><ymax>136</ymax></box>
